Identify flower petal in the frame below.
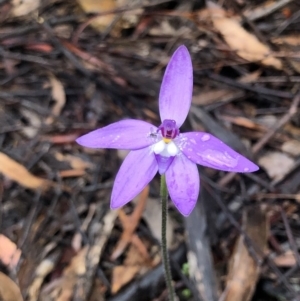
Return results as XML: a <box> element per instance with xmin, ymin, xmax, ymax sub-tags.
<box><xmin>155</xmin><ymin>154</ymin><xmax>175</xmax><ymax>175</ymax></box>
<box><xmin>166</xmin><ymin>154</ymin><xmax>199</xmax><ymax>216</ymax></box>
<box><xmin>76</xmin><ymin>119</ymin><xmax>157</xmax><ymax>150</ymax></box>
<box><xmin>159</xmin><ymin>45</ymin><xmax>193</xmax><ymax>127</ymax></box>
<box><xmin>177</xmin><ymin>132</ymin><xmax>259</xmax><ymax>172</ymax></box>
<box><xmin>111</xmin><ymin>147</ymin><xmax>158</xmax><ymax>209</ymax></box>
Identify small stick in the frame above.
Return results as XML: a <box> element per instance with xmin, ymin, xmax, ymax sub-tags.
<box><xmin>280</xmin><ymin>209</ymin><xmax>300</xmax><ymax>268</ymax></box>
<box><xmin>219</xmin><ymin>93</ymin><xmax>300</xmax><ymax>187</ymax></box>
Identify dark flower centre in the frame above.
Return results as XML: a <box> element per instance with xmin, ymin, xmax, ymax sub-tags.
<box><xmin>158</xmin><ymin>119</ymin><xmax>179</xmax><ymax>141</ymax></box>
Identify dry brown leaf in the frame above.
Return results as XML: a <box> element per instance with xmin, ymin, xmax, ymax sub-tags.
<box><xmin>281</xmin><ymin>140</ymin><xmax>300</xmax><ymax>156</ymax></box>
<box><xmin>238</xmin><ymin>70</ymin><xmax>262</xmax><ymax>83</ymax></box>
<box><xmin>111</xmin><ymin>186</ymin><xmax>149</xmax><ymax>260</ymax></box>
<box><xmin>59</xmin><ymin>169</ymin><xmax>86</xmax><ymax>178</ymax></box>
<box><xmin>28</xmin><ymin>257</ymin><xmax>56</xmax><ymax>301</ymax></box>
<box><xmin>142</xmin><ymin>197</ymin><xmax>174</xmax><ymax>248</ymax></box>
<box><xmin>284</xmin><ymin>123</ymin><xmax>300</xmax><ymax>137</ymax></box>
<box><xmin>0</xmin><ymin>234</ymin><xmax>21</xmax><ymax>269</ymax></box>
<box><xmin>0</xmin><ymin>152</ymin><xmax>50</xmax><ymax>190</ymax></box>
<box><xmin>258</xmin><ymin>152</ymin><xmax>295</xmax><ymax>182</ymax></box>
<box><xmin>46</xmin><ymin>75</ymin><xmax>66</xmax><ymax>124</ymax></box>
<box><xmin>149</xmin><ymin>20</ymin><xmax>191</xmax><ymax>37</ymax></box>
<box><xmin>208</xmin><ymin>2</ymin><xmax>282</xmax><ymax>69</ymax></box>
<box><xmin>220</xmin><ymin>115</ymin><xmax>264</xmax><ymax>130</ymax></box>
<box><xmin>272</xmin><ymin>35</ymin><xmax>300</xmax><ymax>73</ymax></box>
<box><xmin>76</xmin><ymin>0</ymin><xmax>141</xmax><ymax>36</ymax></box>
<box><xmin>112</xmin><ymin>244</ymin><xmax>149</xmax><ymax>293</ymax></box>
<box><xmin>11</xmin><ymin>0</ymin><xmax>40</xmax><ymax>17</ymax></box>
<box><xmin>111</xmin><ymin>265</ymin><xmax>140</xmax><ymax>294</ymax></box>
<box><xmin>48</xmin><ymin>211</ymin><xmax>117</xmax><ymax>301</ymax></box>
<box><xmin>56</xmin><ymin>247</ymin><xmax>87</xmax><ymax>301</ymax></box>
<box><xmin>124</xmin><ymin>243</ymin><xmax>147</xmax><ymax>266</ymax></box>
<box><xmin>272</xmin><ymin>35</ymin><xmax>300</xmax><ymax>47</ymax></box>
<box><xmin>192</xmin><ymin>89</ymin><xmax>244</xmax><ymax>106</ymax></box>
<box><xmin>0</xmin><ymin>272</ymin><xmax>23</xmax><ymax>301</ymax></box>
<box><xmin>118</xmin><ymin>0</ymin><xmax>142</xmax><ymax>30</ymax></box>
<box><xmin>54</xmin><ymin>153</ymin><xmax>93</xmax><ymax>170</ymax></box>
<box><xmin>223</xmin><ymin>206</ymin><xmax>268</xmax><ymax>301</ymax></box>
<box><xmin>256</xmin><ymin>115</ymin><xmax>278</xmax><ymax>128</ymax></box>
<box><xmin>77</xmin><ymin>0</ymin><xmax>116</xmax><ymax>31</ymax></box>
<box><xmin>56</xmin><ymin>152</ymin><xmax>92</xmax><ymax>178</ymax></box>
<box><xmin>274</xmin><ymin>251</ymin><xmax>296</xmax><ymax>267</ymax></box>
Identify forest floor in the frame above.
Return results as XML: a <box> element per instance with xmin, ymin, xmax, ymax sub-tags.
<box><xmin>0</xmin><ymin>0</ymin><xmax>300</xmax><ymax>300</ymax></box>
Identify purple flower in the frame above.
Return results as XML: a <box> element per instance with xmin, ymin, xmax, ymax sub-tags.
<box><xmin>76</xmin><ymin>45</ymin><xmax>259</xmax><ymax>216</ymax></box>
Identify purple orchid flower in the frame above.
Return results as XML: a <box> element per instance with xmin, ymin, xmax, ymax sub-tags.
<box><xmin>76</xmin><ymin>45</ymin><xmax>259</xmax><ymax>216</ymax></box>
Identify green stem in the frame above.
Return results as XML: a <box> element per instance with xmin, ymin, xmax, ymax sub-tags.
<box><xmin>160</xmin><ymin>174</ymin><xmax>175</xmax><ymax>301</ymax></box>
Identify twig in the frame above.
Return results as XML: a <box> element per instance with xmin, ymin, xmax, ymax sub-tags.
<box><xmin>17</xmin><ymin>191</ymin><xmax>41</xmax><ymax>251</ymax></box>
<box><xmin>69</xmin><ymin>194</ymin><xmax>90</xmax><ymax>246</ymax></box>
<box><xmin>218</xmin><ymin>93</ymin><xmax>300</xmax><ymax>187</ymax></box>
<box><xmin>0</xmin><ymin>47</ymin><xmax>52</xmax><ymax>65</ymax></box>
<box><xmin>39</xmin><ymin>21</ymin><xmax>93</xmax><ymax>78</ymax></box>
<box><xmin>205</xmin><ymin>72</ymin><xmax>293</xmax><ymax>99</ymax></box>
<box><xmin>252</xmin><ymin>93</ymin><xmax>300</xmax><ymax>154</ymax></box>
<box><xmin>280</xmin><ymin>265</ymin><xmax>299</xmax><ymax>285</ymax></box>
<box><xmin>252</xmin><ymin>193</ymin><xmax>300</xmax><ymax>201</ymax></box>
<box><xmin>204</xmin><ymin>181</ymin><xmax>298</xmax><ymax>297</ymax></box>
<box><xmin>280</xmin><ymin>209</ymin><xmax>300</xmax><ymax>268</ymax></box>
<box><xmin>75</xmin><ymin>210</ymin><xmax>118</xmax><ymax>300</ymax></box>
<box><xmin>275</xmin><ymin>9</ymin><xmax>300</xmax><ymax>36</ymax></box>
<box><xmin>243</xmin><ymin>0</ymin><xmax>293</xmax><ymax>21</ymax></box>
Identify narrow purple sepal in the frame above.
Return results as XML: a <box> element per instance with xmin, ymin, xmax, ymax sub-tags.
<box><xmin>111</xmin><ymin>147</ymin><xmax>158</xmax><ymax>209</ymax></box>
<box><xmin>155</xmin><ymin>154</ymin><xmax>175</xmax><ymax>174</ymax></box>
<box><xmin>177</xmin><ymin>132</ymin><xmax>259</xmax><ymax>172</ymax></box>
<box><xmin>76</xmin><ymin>119</ymin><xmax>156</xmax><ymax>150</ymax></box>
<box><xmin>159</xmin><ymin>45</ymin><xmax>193</xmax><ymax>127</ymax></box>
<box><xmin>166</xmin><ymin>154</ymin><xmax>199</xmax><ymax>216</ymax></box>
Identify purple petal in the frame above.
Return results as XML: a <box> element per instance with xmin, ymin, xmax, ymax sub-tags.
<box><xmin>177</xmin><ymin>132</ymin><xmax>259</xmax><ymax>172</ymax></box>
<box><xmin>166</xmin><ymin>154</ymin><xmax>199</xmax><ymax>216</ymax></box>
<box><xmin>111</xmin><ymin>147</ymin><xmax>158</xmax><ymax>209</ymax></box>
<box><xmin>159</xmin><ymin>45</ymin><xmax>193</xmax><ymax>127</ymax></box>
<box><xmin>76</xmin><ymin>119</ymin><xmax>157</xmax><ymax>150</ymax></box>
<box><xmin>155</xmin><ymin>154</ymin><xmax>175</xmax><ymax>175</ymax></box>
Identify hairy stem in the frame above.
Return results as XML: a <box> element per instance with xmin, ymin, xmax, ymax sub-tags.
<box><xmin>160</xmin><ymin>174</ymin><xmax>175</xmax><ymax>301</ymax></box>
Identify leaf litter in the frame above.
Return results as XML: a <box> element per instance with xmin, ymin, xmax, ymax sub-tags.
<box><xmin>1</xmin><ymin>0</ymin><xmax>300</xmax><ymax>300</ymax></box>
